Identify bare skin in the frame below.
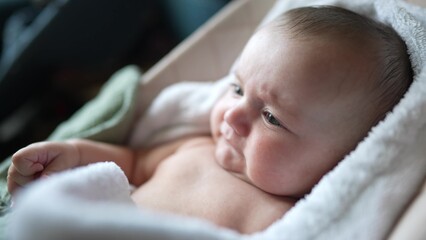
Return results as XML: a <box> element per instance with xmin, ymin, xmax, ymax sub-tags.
<box><xmin>131</xmin><ymin>136</ymin><xmax>295</xmax><ymax>233</ymax></box>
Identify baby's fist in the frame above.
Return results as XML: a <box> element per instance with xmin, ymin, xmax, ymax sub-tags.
<box><xmin>7</xmin><ymin>141</ymin><xmax>79</xmax><ymax>194</ymax></box>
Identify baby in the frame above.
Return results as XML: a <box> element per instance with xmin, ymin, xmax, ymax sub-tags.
<box><xmin>7</xmin><ymin>6</ymin><xmax>412</xmax><ymax>234</ymax></box>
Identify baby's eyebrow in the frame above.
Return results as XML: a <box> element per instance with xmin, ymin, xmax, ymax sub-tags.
<box><xmin>233</xmin><ymin>71</ymin><xmax>243</xmax><ymax>84</ymax></box>
<box><xmin>264</xmin><ymin>86</ymin><xmax>301</xmax><ymax>131</ymax></box>
<box><xmin>233</xmin><ymin>70</ymin><xmax>302</xmax><ymax>133</ymax></box>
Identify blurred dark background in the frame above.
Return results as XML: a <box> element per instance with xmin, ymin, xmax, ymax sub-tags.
<box><xmin>0</xmin><ymin>0</ymin><xmax>231</xmax><ymax>161</ymax></box>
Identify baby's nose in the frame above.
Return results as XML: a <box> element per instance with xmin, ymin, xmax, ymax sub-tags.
<box><xmin>224</xmin><ymin>104</ymin><xmax>251</xmax><ymax>137</ymax></box>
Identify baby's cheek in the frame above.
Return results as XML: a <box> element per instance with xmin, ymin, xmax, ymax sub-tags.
<box><xmin>247</xmin><ymin>158</ymin><xmax>288</xmax><ymax>195</ymax></box>
<box><xmin>210</xmin><ymin>96</ymin><xmax>233</xmax><ymax>135</ymax></box>
<box><xmin>246</xmin><ymin>142</ymin><xmax>280</xmax><ymax>175</ymax></box>
<box><xmin>247</xmin><ymin>139</ymin><xmax>293</xmax><ymax>183</ymax></box>
<box><xmin>210</xmin><ymin>105</ymin><xmax>223</xmax><ymax>135</ymax></box>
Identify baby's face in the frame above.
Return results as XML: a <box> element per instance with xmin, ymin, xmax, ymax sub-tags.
<box><xmin>210</xmin><ymin>26</ymin><xmax>379</xmax><ymax>197</ymax></box>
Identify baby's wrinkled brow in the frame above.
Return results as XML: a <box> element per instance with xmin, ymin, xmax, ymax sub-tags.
<box><xmin>233</xmin><ymin>71</ymin><xmax>244</xmax><ymax>84</ymax></box>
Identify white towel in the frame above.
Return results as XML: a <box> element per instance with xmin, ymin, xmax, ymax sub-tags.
<box><xmin>128</xmin><ymin>74</ymin><xmax>233</xmax><ymax>147</ymax></box>
<box><xmin>8</xmin><ymin>0</ymin><xmax>426</xmax><ymax>240</ymax></box>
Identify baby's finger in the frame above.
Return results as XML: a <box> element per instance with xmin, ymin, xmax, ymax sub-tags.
<box><xmin>41</xmin><ymin>160</ymin><xmax>71</xmax><ymax>177</ymax></box>
<box><xmin>7</xmin><ymin>178</ymin><xmax>21</xmax><ymax>195</ymax></box>
<box><xmin>11</xmin><ymin>156</ymin><xmax>44</xmax><ymax>176</ymax></box>
<box><xmin>7</xmin><ymin>166</ymin><xmax>36</xmax><ymax>187</ymax></box>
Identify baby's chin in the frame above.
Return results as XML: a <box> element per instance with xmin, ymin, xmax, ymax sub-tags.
<box><xmin>214</xmin><ymin>142</ymin><xmax>256</xmax><ymax>184</ymax></box>
<box><xmin>214</xmin><ymin>138</ymin><xmax>245</xmax><ymax>170</ymax></box>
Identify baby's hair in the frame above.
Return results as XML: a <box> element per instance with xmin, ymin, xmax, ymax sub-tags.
<box><xmin>274</xmin><ymin>6</ymin><xmax>413</xmax><ymax>123</ymax></box>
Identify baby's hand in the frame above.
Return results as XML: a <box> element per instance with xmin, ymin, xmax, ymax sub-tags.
<box><xmin>7</xmin><ymin>141</ymin><xmax>80</xmax><ymax>195</ymax></box>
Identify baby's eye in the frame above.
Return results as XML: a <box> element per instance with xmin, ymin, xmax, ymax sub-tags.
<box><xmin>262</xmin><ymin>110</ymin><xmax>282</xmax><ymax>127</ymax></box>
<box><xmin>231</xmin><ymin>83</ymin><xmax>244</xmax><ymax>96</ymax></box>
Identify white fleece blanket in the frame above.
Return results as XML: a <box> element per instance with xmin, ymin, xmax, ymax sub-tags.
<box><xmin>8</xmin><ymin>0</ymin><xmax>426</xmax><ymax>239</ymax></box>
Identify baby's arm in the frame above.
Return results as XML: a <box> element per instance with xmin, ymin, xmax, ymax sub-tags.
<box><xmin>7</xmin><ymin>139</ymin><xmax>135</xmax><ymax>194</ymax></box>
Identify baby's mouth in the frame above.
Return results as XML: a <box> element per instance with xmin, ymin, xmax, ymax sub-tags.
<box><xmin>220</xmin><ymin>122</ymin><xmax>233</xmax><ymax>140</ymax></box>
<box><xmin>219</xmin><ymin>122</ymin><xmax>243</xmax><ymax>156</ymax></box>
<box><xmin>216</xmin><ymin>122</ymin><xmax>247</xmax><ymax>175</ymax></box>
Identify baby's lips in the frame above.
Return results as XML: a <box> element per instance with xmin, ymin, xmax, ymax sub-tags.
<box><xmin>220</xmin><ymin>122</ymin><xmax>233</xmax><ymax>140</ymax></box>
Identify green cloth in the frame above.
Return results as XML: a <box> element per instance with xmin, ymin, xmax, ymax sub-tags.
<box><xmin>48</xmin><ymin>65</ymin><xmax>141</xmax><ymax>143</ymax></box>
<box><xmin>0</xmin><ymin>65</ymin><xmax>141</xmax><ymax>239</ymax></box>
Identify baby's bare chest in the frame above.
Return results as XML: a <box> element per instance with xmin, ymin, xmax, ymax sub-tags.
<box><xmin>131</xmin><ymin>140</ymin><xmax>290</xmax><ymax>233</ymax></box>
